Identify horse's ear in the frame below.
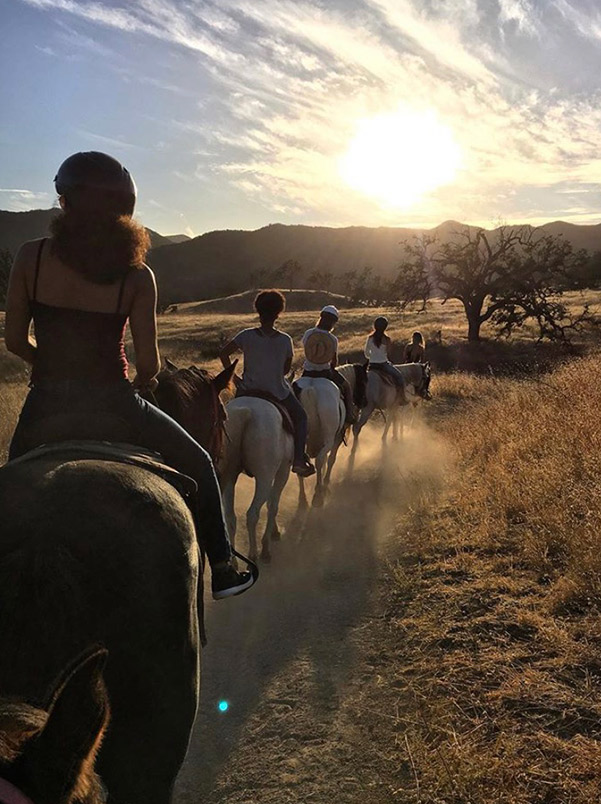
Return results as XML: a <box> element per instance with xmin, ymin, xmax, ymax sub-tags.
<box><xmin>213</xmin><ymin>360</ymin><xmax>238</xmax><ymax>394</ymax></box>
<box><xmin>20</xmin><ymin>647</ymin><xmax>110</xmax><ymax>800</ymax></box>
<box><xmin>165</xmin><ymin>357</ymin><xmax>179</xmax><ymax>372</ymax></box>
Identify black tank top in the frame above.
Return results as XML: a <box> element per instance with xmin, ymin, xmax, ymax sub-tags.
<box><xmin>30</xmin><ymin>239</ymin><xmax>130</xmax><ymax>385</ymax></box>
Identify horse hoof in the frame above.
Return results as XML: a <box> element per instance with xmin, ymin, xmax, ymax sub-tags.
<box><xmin>260</xmin><ymin>551</ymin><xmax>272</xmax><ymax>564</ymax></box>
<box><xmin>271</xmin><ymin>528</ymin><xmax>281</xmax><ymax>542</ymax></box>
<box><xmin>312</xmin><ymin>495</ymin><xmax>324</xmax><ymax>508</ymax></box>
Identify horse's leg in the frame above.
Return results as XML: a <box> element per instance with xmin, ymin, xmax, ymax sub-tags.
<box><xmin>324</xmin><ymin>432</ymin><xmax>344</xmax><ymax>489</ymax></box>
<box><xmin>312</xmin><ymin>449</ymin><xmax>327</xmax><ymax>507</ymax></box>
<box><xmin>246</xmin><ymin>474</ymin><xmax>272</xmax><ymax>563</ymax></box>
<box><xmin>263</xmin><ymin>462</ymin><xmax>291</xmax><ymax>559</ymax></box>
<box><xmin>392</xmin><ymin>408</ymin><xmax>400</xmax><ymax>442</ymax></box>
<box><xmin>297</xmin><ymin>475</ymin><xmax>309</xmax><ymax>511</ymax></box>
<box><xmin>353</xmin><ymin>402</ymin><xmax>373</xmax><ymax>449</ymax></box>
<box><xmin>221</xmin><ymin>476</ymin><xmax>237</xmax><ymax>553</ymax></box>
<box><xmin>382</xmin><ymin>411</ymin><xmax>391</xmax><ymax>443</ymax></box>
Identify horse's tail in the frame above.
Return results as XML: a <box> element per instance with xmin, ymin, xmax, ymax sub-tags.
<box><xmin>301</xmin><ymin>386</ymin><xmax>322</xmax><ymax>458</ymax></box>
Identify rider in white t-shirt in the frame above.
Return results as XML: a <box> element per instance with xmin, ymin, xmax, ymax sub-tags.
<box><xmin>220</xmin><ymin>290</ymin><xmax>316</xmax><ymax>477</ymax></box>
<box><xmin>301</xmin><ymin>305</ymin><xmax>356</xmax><ymax>424</ymax></box>
<box><xmin>364</xmin><ymin>316</ymin><xmax>407</xmax><ymax>402</ymax></box>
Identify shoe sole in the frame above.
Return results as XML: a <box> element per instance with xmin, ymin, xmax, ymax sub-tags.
<box><xmin>212</xmin><ymin>574</ymin><xmax>256</xmax><ymax>600</ymax></box>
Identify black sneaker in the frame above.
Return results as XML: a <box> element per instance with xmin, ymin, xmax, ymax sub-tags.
<box><xmin>292</xmin><ymin>460</ymin><xmax>316</xmax><ymax>477</ymax></box>
<box><xmin>212</xmin><ymin>563</ymin><xmax>256</xmax><ymax>600</ymax></box>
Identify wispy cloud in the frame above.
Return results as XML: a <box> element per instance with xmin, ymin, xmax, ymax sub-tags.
<box><xmin>0</xmin><ymin>189</ymin><xmax>52</xmax><ymax>212</ymax></box>
<box><xmin>12</xmin><ymin>0</ymin><xmax>601</xmax><ymax>227</ymax></box>
<box><xmin>75</xmin><ymin>130</ymin><xmax>144</xmax><ymax>151</ymax></box>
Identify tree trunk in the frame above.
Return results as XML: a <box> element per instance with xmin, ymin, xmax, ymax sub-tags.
<box><xmin>467</xmin><ymin>314</ymin><xmax>481</xmax><ymax>341</ymax></box>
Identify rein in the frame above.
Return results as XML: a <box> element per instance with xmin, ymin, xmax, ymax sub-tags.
<box><xmin>0</xmin><ymin>778</ymin><xmax>34</xmax><ymax>804</ymax></box>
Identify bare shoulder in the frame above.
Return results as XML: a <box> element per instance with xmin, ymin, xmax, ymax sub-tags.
<box><xmin>131</xmin><ymin>264</ymin><xmax>157</xmax><ymax>293</ymax></box>
<box><xmin>11</xmin><ymin>239</ymin><xmax>44</xmax><ymax>271</ymax></box>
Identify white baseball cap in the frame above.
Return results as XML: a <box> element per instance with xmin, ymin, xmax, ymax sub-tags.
<box><xmin>320</xmin><ymin>304</ymin><xmax>339</xmax><ymax>319</ymax></box>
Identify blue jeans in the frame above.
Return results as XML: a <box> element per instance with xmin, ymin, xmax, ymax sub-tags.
<box><xmin>9</xmin><ymin>380</ymin><xmax>232</xmax><ymax>566</ymax></box>
<box><xmin>370</xmin><ymin>361</ymin><xmax>406</xmax><ymax>388</ymax></box>
<box><xmin>278</xmin><ymin>391</ymin><xmax>308</xmax><ymax>464</ymax></box>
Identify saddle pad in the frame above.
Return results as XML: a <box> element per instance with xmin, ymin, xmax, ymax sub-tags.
<box><xmin>235</xmin><ymin>391</ymin><xmax>294</xmax><ymax>436</ymax></box>
<box><xmin>8</xmin><ymin>440</ymin><xmax>198</xmax><ymax>499</ymax></box>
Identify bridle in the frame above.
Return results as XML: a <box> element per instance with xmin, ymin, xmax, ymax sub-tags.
<box><xmin>0</xmin><ymin>778</ymin><xmax>34</xmax><ymax>804</ymax></box>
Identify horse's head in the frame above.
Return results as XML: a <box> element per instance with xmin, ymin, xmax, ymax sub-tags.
<box><xmin>0</xmin><ymin>647</ymin><xmax>109</xmax><ymax>804</ymax></box>
<box><xmin>155</xmin><ymin>360</ymin><xmax>237</xmax><ymax>461</ymax></box>
<box><xmin>417</xmin><ymin>361</ymin><xmax>432</xmax><ymax>400</ymax></box>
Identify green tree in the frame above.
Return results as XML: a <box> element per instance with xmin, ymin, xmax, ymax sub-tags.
<box><xmin>396</xmin><ymin>226</ymin><xmax>591</xmax><ymax>342</ymax></box>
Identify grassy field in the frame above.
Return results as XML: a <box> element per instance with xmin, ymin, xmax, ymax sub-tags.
<box><xmin>2</xmin><ymin>292</ymin><xmax>601</xmax><ymax>801</ymax></box>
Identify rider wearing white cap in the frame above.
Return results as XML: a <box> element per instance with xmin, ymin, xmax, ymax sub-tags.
<box><xmin>301</xmin><ymin>306</ymin><xmax>356</xmax><ymax>424</ymax></box>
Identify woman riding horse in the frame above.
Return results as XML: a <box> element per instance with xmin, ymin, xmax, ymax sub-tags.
<box><xmin>301</xmin><ymin>305</ymin><xmax>356</xmax><ymax>424</ymax></box>
<box><xmin>5</xmin><ymin>150</ymin><xmax>254</xmax><ymax>600</ymax></box>
<box><xmin>364</xmin><ymin>316</ymin><xmax>407</xmax><ymax>403</ymax></box>
<box><xmin>220</xmin><ymin>289</ymin><xmax>315</xmax><ymax>477</ymax></box>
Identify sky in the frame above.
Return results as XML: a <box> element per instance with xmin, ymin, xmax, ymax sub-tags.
<box><xmin>2</xmin><ymin>0</ymin><xmax>601</xmax><ymax>236</ymax></box>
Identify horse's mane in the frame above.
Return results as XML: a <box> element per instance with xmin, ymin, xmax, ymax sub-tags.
<box><xmin>156</xmin><ymin>366</ymin><xmax>214</xmax><ymax>414</ymax></box>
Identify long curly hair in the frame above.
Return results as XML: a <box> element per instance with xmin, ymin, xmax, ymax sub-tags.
<box><xmin>49</xmin><ymin>195</ymin><xmax>150</xmax><ymax>285</ymax></box>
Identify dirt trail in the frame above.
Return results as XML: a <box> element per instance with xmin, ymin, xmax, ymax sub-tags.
<box><xmin>174</xmin><ymin>422</ymin><xmax>446</xmax><ymax>803</ymax></box>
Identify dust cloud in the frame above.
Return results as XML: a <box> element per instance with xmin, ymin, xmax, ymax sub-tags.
<box><xmin>174</xmin><ymin>414</ymin><xmax>450</xmax><ymax>803</ymax></box>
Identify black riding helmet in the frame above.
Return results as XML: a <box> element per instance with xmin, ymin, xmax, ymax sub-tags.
<box><xmin>374</xmin><ymin>315</ymin><xmax>388</xmax><ymax>330</ymax></box>
<box><xmin>54</xmin><ymin>151</ymin><xmax>137</xmax><ymax>215</ymax></box>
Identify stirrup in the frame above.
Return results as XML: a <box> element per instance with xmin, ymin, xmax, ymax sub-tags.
<box><xmin>231</xmin><ymin>548</ymin><xmax>260</xmax><ymax>584</ymax></box>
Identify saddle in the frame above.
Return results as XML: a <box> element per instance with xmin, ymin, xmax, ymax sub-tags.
<box><xmin>235</xmin><ymin>391</ymin><xmax>294</xmax><ymax>436</ymax></box>
<box><xmin>9</xmin><ymin>440</ymin><xmax>198</xmax><ymax>501</ymax></box>
<box><xmin>368</xmin><ymin>363</ymin><xmax>396</xmax><ymax>387</ymax></box>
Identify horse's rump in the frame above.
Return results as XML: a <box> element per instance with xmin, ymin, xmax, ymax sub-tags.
<box><xmin>0</xmin><ymin>455</ymin><xmax>200</xmax><ymax>798</ymax></box>
<box><xmin>234</xmin><ymin>390</ymin><xmax>294</xmax><ymax>435</ymax></box>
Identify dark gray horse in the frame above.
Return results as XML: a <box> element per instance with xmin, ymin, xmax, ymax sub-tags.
<box><xmin>0</xmin><ymin>364</ymin><xmax>234</xmax><ymax>803</ymax></box>
<box><xmin>0</xmin><ymin>454</ymin><xmax>199</xmax><ymax>804</ymax></box>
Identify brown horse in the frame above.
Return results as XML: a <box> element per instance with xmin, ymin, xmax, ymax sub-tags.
<box><xmin>0</xmin><ymin>363</ymin><xmax>234</xmax><ymax>803</ymax></box>
<box><xmin>0</xmin><ymin>647</ymin><xmax>110</xmax><ymax>804</ymax></box>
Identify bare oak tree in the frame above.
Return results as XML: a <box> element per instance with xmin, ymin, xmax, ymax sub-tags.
<box><xmin>396</xmin><ymin>226</ymin><xmax>591</xmax><ymax>342</ymax></box>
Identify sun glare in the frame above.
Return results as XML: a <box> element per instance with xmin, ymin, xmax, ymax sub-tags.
<box><xmin>339</xmin><ymin>107</ymin><xmax>462</xmax><ymax>209</ymax></box>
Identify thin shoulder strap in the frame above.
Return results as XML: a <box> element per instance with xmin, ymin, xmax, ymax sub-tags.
<box><xmin>116</xmin><ymin>270</ymin><xmax>130</xmax><ymax>314</ymax></box>
<box><xmin>32</xmin><ymin>238</ymin><xmax>46</xmax><ymax>302</ymax></box>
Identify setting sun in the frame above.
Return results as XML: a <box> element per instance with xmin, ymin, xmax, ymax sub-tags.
<box><xmin>339</xmin><ymin>107</ymin><xmax>463</xmax><ymax>209</ymax></box>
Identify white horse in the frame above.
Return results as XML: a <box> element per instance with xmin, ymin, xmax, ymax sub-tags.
<box><xmin>338</xmin><ymin>362</ymin><xmax>432</xmax><ymax>449</ymax></box>
<box><xmin>294</xmin><ymin>377</ymin><xmax>346</xmax><ymax>508</ymax></box>
<box><xmin>218</xmin><ymin>397</ymin><xmax>293</xmax><ymax>563</ymax></box>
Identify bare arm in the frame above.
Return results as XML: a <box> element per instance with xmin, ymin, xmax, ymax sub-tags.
<box><xmin>220</xmin><ymin>339</ymin><xmax>240</xmax><ymax>369</ymax></box>
<box><xmin>129</xmin><ymin>266</ymin><xmax>160</xmax><ymax>390</ymax></box>
<box><xmin>5</xmin><ymin>242</ymin><xmax>37</xmax><ymax>365</ymax></box>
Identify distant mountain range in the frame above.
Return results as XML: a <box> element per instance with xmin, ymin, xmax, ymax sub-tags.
<box><xmin>0</xmin><ymin>208</ymin><xmax>190</xmax><ymax>255</ymax></box>
<box><xmin>2</xmin><ymin>209</ymin><xmax>600</xmax><ymax>304</ymax></box>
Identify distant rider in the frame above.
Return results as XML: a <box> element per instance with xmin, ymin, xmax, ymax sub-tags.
<box><xmin>364</xmin><ymin>316</ymin><xmax>407</xmax><ymax>403</ymax></box>
<box><xmin>404</xmin><ymin>331</ymin><xmax>426</xmax><ymax>363</ymax></box>
<box><xmin>301</xmin><ymin>305</ymin><xmax>356</xmax><ymax>425</ymax></box>
<box><xmin>5</xmin><ymin>151</ymin><xmax>254</xmax><ymax>600</ymax></box>
<box><xmin>220</xmin><ymin>290</ymin><xmax>316</xmax><ymax>478</ymax></box>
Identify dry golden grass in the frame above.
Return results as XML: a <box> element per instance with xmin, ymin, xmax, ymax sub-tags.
<box><xmin>2</xmin><ymin>297</ymin><xmax>601</xmax><ymax>803</ymax></box>
<box><xmin>374</xmin><ymin>355</ymin><xmax>601</xmax><ymax>803</ymax></box>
